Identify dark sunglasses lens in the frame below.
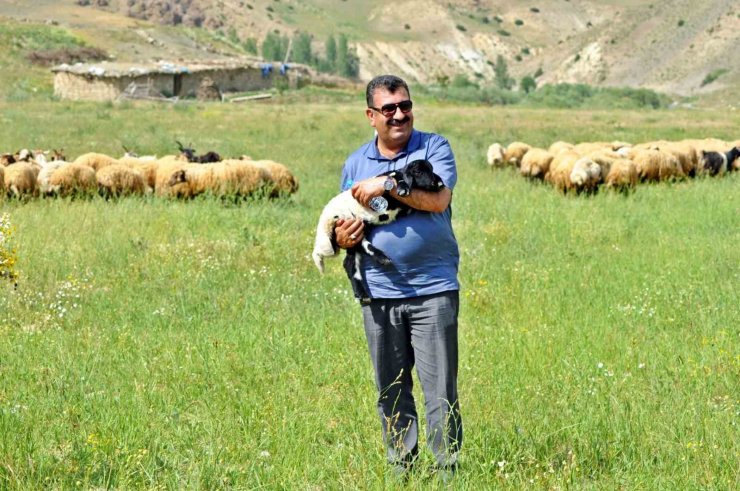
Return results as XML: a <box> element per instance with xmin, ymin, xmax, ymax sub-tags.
<box><xmin>380</xmin><ymin>101</ymin><xmax>413</xmax><ymax>116</ymax></box>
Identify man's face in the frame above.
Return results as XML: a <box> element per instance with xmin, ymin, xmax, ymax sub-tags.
<box><xmin>366</xmin><ymin>87</ymin><xmax>414</xmax><ymax>149</ymax></box>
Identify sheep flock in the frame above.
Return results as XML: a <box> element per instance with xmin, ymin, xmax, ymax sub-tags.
<box><xmin>487</xmin><ymin>138</ymin><xmax>740</xmax><ymax>193</ymax></box>
<box><xmin>0</xmin><ymin>146</ymin><xmax>299</xmax><ymax>201</ymax></box>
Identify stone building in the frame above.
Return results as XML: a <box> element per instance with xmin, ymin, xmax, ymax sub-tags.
<box><xmin>51</xmin><ymin>59</ymin><xmax>310</xmax><ymax>101</ymax></box>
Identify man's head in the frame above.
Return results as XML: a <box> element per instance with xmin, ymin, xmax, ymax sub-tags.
<box><xmin>365</xmin><ymin>75</ymin><xmax>414</xmax><ymax>153</ymax></box>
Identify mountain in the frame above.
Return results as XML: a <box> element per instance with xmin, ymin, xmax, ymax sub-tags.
<box><xmin>1</xmin><ymin>0</ymin><xmax>738</xmax><ymax>105</ymax></box>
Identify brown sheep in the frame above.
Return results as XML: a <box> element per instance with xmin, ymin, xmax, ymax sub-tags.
<box><xmin>249</xmin><ymin>159</ymin><xmax>299</xmax><ymax>196</ymax></box>
<box><xmin>73</xmin><ymin>152</ymin><xmax>120</xmax><ymax>171</ymax></box>
<box><xmin>545</xmin><ymin>151</ymin><xmax>581</xmax><ymax>193</ymax></box>
<box><xmin>504</xmin><ymin>142</ymin><xmax>531</xmax><ymax>167</ymax></box>
<box><xmin>603</xmin><ymin>158</ymin><xmax>638</xmax><ymax>192</ymax></box>
<box><xmin>96</xmin><ymin>164</ymin><xmax>147</xmax><ymax>197</ymax></box>
<box><xmin>519</xmin><ymin>148</ymin><xmax>554</xmax><ymax>180</ymax></box>
<box><xmin>548</xmin><ymin>140</ymin><xmax>574</xmax><ymax>156</ymax></box>
<box><xmin>39</xmin><ymin>162</ymin><xmax>97</xmax><ymax>197</ymax></box>
<box><xmin>4</xmin><ymin>162</ymin><xmax>38</xmax><ymax>198</ymax></box>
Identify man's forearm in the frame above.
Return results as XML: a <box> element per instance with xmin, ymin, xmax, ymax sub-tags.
<box><xmin>391</xmin><ymin>187</ymin><xmax>452</xmax><ymax>213</ymax></box>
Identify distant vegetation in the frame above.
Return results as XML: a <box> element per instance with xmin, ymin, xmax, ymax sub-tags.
<box><xmin>700</xmin><ymin>68</ymin><xmax>728</xmax><ymax>87</ymax></box>
<box><xmin>261</xmin><ymin>31</ymin><xmax>359</xmax><ymax>78</ymax></box>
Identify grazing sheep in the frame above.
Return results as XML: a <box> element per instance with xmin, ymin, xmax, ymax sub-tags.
<box><xmin>504</xmin><ymin>141</ymin><xmax>531</xmax><ymax>167</ymax></box>
<box><xmin>4</xmin><ymin>162</ymin><xmax>38</xmax><ymax>198</ymax></box>
<box><xmin>312</xmin><ymin>159</ymin><xmax>445</xmax><ymax>300</ymax></box>
<box><xmin>96</xmin><ymin>164</ymin><xmax>147</xmax><ymax>197</ymax></box>
<box><xmin>73</xmin><ymin>152</ymin><xmax>119</xmax><ymax>171</ymax></box>
<box><xmin>486</xmin><ymin>143</ymin><xmax>506</xmax><ymax>167</ymax></box>
<box><xmin>545</xmin><ymin>151</ymin><xmax>581</xmax><ymax>193</ymax></box>
<box><xmin>250</xmin><ymin>159</ymin><xmax>299</xmax><ymax>197</ymax></box>
<box><xmin>39</xmin><ymin>162</ymin><xmax>97</xmax><ymax>197</ymax></box>
<box><xmin>630</xmin><ymin>149</ymin><xmax>681</xmax><ymax>182</ymax></box>
<box><xmin>519</xmin><ymin>148</ymin><xmax>554</xmax><ymax>180</ymax></box>
<box><xmin>548</xmin><ymin>140</ymin><xmax>574</xmax><ymax>156</ymax></box>
<box><xmin>570</xmin><ymin>157</ymin><xmax>602</xmax><ymax>193</ymax></box>
<box><xmin>165</xmin><ymin>160</ymin><xmax>270</xmax><ymax>199</ymax></box>
<box><xmin>603</xmin><ymin>158</ymin><xmax>638</xmax><ymax>192</ymax></box>
<box><xmin>154</xmin><ymin>157</ymin><xmax>189</xmax><ymax>196</ymax></box>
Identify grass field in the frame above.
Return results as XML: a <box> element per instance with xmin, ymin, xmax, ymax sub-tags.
<box><xmin>1</xmin><ymin>96</ymin><xmax>738</xmax><ymax>489</ymax></box>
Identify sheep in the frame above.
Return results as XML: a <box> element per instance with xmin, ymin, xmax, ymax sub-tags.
<box><xmin>633</xmin><ymin>141</ymin><xmax>696</xmax><ymax>178</ymax></box>
<box><xmin>0</xmin><ymin>166</ymin><xmax>4</xmax><ymax>194</ymax></box>
<box><xmin>486</xmin><ymin>143</ymin><xmax>506</xmax><ymax>167</ymax></box>
<box><xmin>38</xmin><ymin>161</ymin><xmax>97</xmax><ymax>197</ymax></box>
<box><xmin>4</xmin><ymin>162</ymin><xmax>38</xmax><ymax>198</ymax></box>
<box><xmin>519</xmin><ymin>148</ymin><xmax>554</xmax><ymax>180</ymax></box>
<box><xmin>698</xmin><ymin>146</ymin><xmax>740</xmax><ymax>176</ymax></box>
<box><xmin>728</xmin><ymin>146</ymin><xmax>740</xmax><ymax>172</ymax></box>
<box><xmin>545</xmin><ymin>151</ymin><xmax>581</xmax><ymax>193</ymax></box>
<box><xmin>249</xmin><ymin>159</ymin><xmax>299</xmax><ymax>197</ymax></box>
<box><xmin>125</xmin><ymin>159</ymin><xmax>160</xmax><ymax>190</ymax></box>
<box><xmin>569</xmin><ymin>157</ymin><xmax>602</xmax><ymax>193</ymax></box>
<box><xmin>504</xmin><ymin>141</ymin><xmax>531</xmax><ymax>167</ymax></box>
<box><xmin>630</xmin><ymin>149</ymin><xmax>681</xmax><ymax>182</ymax></box>
<box><xmin>312</xmin><ymin>159</ymin><xmax>445</xmax><ymax>300</ymax></box>
<box><xmin>73</xmin><ymin>152</ymin><xmax>119</xmax><ymax>171</ymax></box>
<box><xmin>548</xmin><ymin>140</ymin><xmax>574</xmax><ymax>156</ymax></box>
<box><xmin>96</xmin><ymin>164</ymin><xmax>147</xmax><ymax>197</ymax></box>
<box><xmin>164</xmin><ymin>160</ymin><xmax>270</xmax><ymax>199</ymax></box>
<box><xmin>154</xmin><ymin>157</ymin><xmax>189</xmax><ymax>196</ymax></box>
<box><xmin>603</xmin><ymin>158</ymin><xmax>638</xmax><ymax>192</ymax></box>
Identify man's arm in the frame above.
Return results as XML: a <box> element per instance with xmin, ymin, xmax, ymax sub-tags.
<box><xmin>350</xmin><ymin>176</ymin><xmax>452</xmax><ymax>213</ymax></box>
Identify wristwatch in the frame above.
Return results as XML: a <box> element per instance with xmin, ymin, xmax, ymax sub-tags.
<box><xmin>382</xmin><ymin>176</ymin><xmax>396</xmax><ymax>192</ymax></box>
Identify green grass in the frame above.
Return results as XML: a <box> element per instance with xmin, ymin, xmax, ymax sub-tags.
<box><xmin>1</xmin><ymin>99</ymin><xmax>739</xmax><ymax>489</ymax></box>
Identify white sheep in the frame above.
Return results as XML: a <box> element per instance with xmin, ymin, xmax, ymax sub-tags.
<box><xmin>486</xmin><ymin>143</ymin><xmax>506</xmax><ymax>167</ymax></box>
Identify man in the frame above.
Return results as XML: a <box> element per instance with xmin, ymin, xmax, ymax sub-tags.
<box><xmin>334</xmin><ymin>75</ymin><xmax>462</xmax><ymax>476</ymax></box>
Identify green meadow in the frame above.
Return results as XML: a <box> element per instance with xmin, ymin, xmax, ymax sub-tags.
<box><xmin>1</xmin><ymin>96</ymin><xmax>738</xmax><ymax>489</ymax></box>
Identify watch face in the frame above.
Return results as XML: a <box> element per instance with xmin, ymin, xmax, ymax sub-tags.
<box><xmin>383</xmin><ymin>177</ymin><xmax>394</xmax><ymax>191</ymax></box>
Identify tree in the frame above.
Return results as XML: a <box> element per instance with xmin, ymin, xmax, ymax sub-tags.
<box><xmin>335</xmin><ymin>34</ymin><xmax>359</xmax><ymax>78</ymax></box>
<box><xmin>292</xmin><ymin>31</ymin><xmax>313</xmax><ymax>65</ymax></box>
<box><xmin>325</xmin><ymin>35</ymin><xmax>337</xmax><ymax>71</ymax></box>
<box><xmin>521</xmin><ymin>75</ymin><xmax>537</xmax><ymax>93</ymax></box>
<box><xmin>494</xmin><ymin>55</ymin><xmax>514</xmax><ymax>90</ymax></box>
<box><xmin>261</xmin><ymin>32</ymin><xmax>289</xmax><ymax>61</ymax></box>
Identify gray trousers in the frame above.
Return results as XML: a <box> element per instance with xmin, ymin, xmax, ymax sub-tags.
<box><xmin>361</xmin><ymin>290</ymin><xmax>462</xmax><ymax>467</ymax></box>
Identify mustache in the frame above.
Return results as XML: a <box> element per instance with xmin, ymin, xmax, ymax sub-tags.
<box><xmin>388</xmin><ymin>116</ymin><xmax>410</xmax><ymax>126</ymax></box>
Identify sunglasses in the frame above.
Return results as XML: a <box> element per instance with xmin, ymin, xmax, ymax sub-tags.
<box><xmin>369</xmin><ymin>100</ymin><xmax>413</xmax><ymax>118</ymax></box>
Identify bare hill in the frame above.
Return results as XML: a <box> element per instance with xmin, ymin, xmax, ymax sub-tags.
<box><xmin>1</xmin><ymin>0</ymin><xmax>738</xmax><ymax>104</ymax></box>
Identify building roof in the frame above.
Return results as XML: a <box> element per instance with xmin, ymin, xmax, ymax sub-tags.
<box><xmin>51</xmin><ymin>58</ymin><xmax>271</xmax><ymax>78</ymax></box>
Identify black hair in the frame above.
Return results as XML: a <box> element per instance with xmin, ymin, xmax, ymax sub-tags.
<box><xmin>365</xmin><ymin>75</ymin><xmax>410</xmax><ymax>107</ymax></box>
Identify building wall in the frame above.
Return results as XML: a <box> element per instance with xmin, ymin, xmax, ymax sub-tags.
<box><xmin>178</xmin><ymin>67</ymin><xmax>278</xmax><ymax>97</ymax></box>
<box><xmin>54</xmin><ymin>72</ymin><xmax>176</xmax><ymax>101</ymax></box>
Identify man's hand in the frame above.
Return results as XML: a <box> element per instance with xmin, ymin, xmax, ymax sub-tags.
<box><xmin>335</xmin><ymin>218</ymin><xmax>365</xmax><ymax>249</ymax></box>
<box><xmin>350</xmin><ymin>177</ymin><xmax>386</xmax><ymax>208</ymax></box>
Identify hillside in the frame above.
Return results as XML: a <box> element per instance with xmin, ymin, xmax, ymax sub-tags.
<box><xmin>0</xmin><ymin>0</ymin><xmax>738</xmax><ymax>105</ymax></box>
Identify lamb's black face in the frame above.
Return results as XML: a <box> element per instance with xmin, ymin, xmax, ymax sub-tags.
<box><xmin>400</xmin><ymin>159</ymin><xmax>445</xmax><ymax>191</ymax></box>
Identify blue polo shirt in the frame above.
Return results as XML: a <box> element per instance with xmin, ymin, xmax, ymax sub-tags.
<box><xmin>340</xmin><ymin>129</ymin><xmax>460</xmax><ymax>299</ymax></box>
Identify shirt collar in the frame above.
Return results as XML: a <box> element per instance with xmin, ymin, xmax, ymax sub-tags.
<box><xmin>364</xmin><ymin>129</ymin><xmax>421</xmax><ymax>162</ymax></box>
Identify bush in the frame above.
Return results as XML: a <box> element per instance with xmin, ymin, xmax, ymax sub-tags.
<box><xmin>701</xmin><ymin>68</ymin><xmax>728</xmax><ymax>87</ymax></box>
<box><xmin>522</xmin><ymin>83</ymin><xmax>669</xmax><ymax>109</ymax></box>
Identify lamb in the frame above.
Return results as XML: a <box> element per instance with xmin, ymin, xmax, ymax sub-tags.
<box><xmin>519</xmin><ymin>148</ymin><xmax>554</xmax><ymax>180</ymax></box>
<box><xmin>4</xmin><ymin>162</ymin><xmax>38</xmax><ymax>198</ymax></box>
<box><xmin>312</xmin><ymin>159</ymin><xmax>445</xmax><ymax>299</ymax></box>
<box><xmin>38</xmin><ymin>161</ymin><xmax>97</xmax><ymax>197</ymax></box>
<box><xmin>96</xmin><ymin>164</ymin><xmax>147</xmax><ymax>197</ymax></box>
<box><xmin>73</xmin><ymin>152</ymin><xmax>119</xmax><ymax>171</ymax></box>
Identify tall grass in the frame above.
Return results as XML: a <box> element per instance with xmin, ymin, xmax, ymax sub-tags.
<box><xmin>1</xmin><ymin>99</ymin><xmax>738</xmax><ymax>489</ymax></box>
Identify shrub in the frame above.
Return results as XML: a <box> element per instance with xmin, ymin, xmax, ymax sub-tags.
<box><xmin>701</xmin><ymin>68</ymin><xmax>728</xmax><ymax>87</ymax></box>
<box><xmin>515</xmin><ymin>19</ymin><xmax>524</xmax><ymax>26</ymax></box>
<box><xmin>456</xmin><ymin>24</ymin><xmax>467</xmax><ymax>32</ymax></box>
<box><xmin>498</xmin><ymin>29</ymin><xmax>510</xmax><ymax>36</ymax></box>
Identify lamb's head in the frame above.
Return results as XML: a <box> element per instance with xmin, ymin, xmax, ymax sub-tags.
<box><xmin>393</xmin><ymin>159</ymin><xmax>444</xmax><ymax>196</ymax></box>
<box><xmin>176</xmin><ymin>140</ymin><xmax>196</xmax><ymax>162</ymax></box>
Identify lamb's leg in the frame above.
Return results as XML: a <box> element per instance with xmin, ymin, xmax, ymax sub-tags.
<box><xmin>343</xmin><ymin>250</ymin><xmax>370</xmax><ymax>299</ymax></box>
<box><xmin>360</xmin><ymin>238</ymin><xmax>392</xmax><ymax>266</ymax></box>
